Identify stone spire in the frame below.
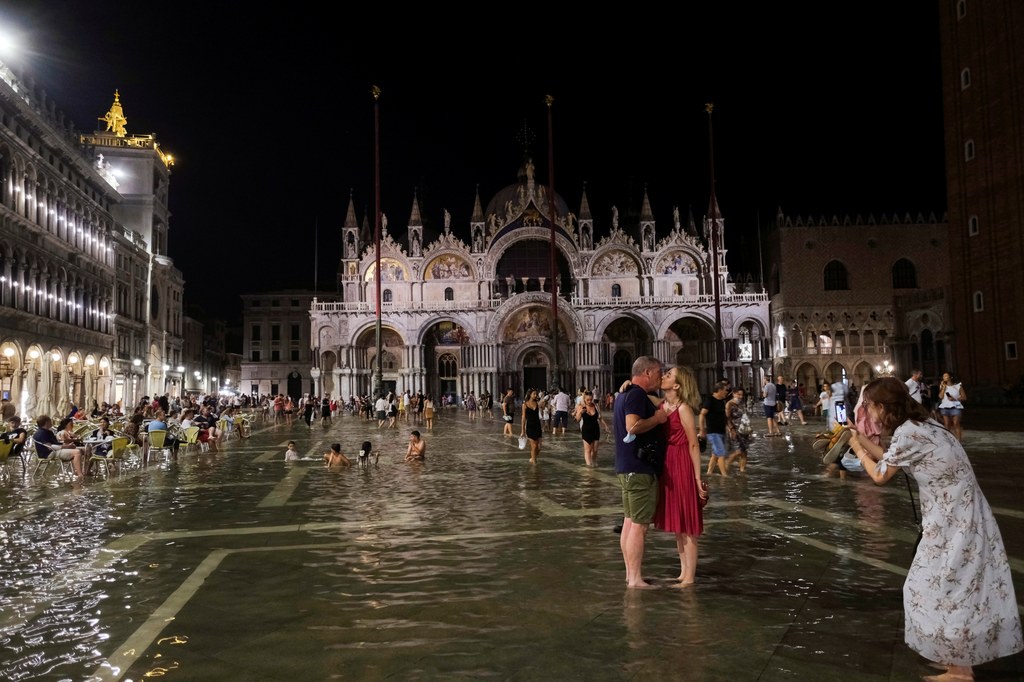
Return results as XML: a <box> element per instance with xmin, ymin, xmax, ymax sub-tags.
<box><xmin>471</xmin><ymin>185</ymin><xmax>484</xmax><ymax>223</ymax></box>
<box><xmin>639</xmin><ymin>185</ymin><xmax>654</xmax><ymax>222</ymax></box>
<box><xmin>344</xmin><ymin>191</ymin><xmax>359</xmax><ymax>229</ymax></box>
<box><xmin>578</xmin><ymin>182</ymin><xmax>594</xmax><ymax>251</ymax></box>
<box><xmin>408</xmin><ymin>188</ymin><xmax>423</xmax><ymax>226</ymax></box>
<box><xmin>639</xmin><ymin>184</ymin><xmax>656</xmax><ymax>253</ymax></box>
<box><xmin>578</xmin><ymin>182</ymin><xmax>592</xmax><ymax>221</ymax></box>
<box><xmin>408</xmin><ymin>188</ymin><xmax>423</xmax><ymax>258</ymax></box>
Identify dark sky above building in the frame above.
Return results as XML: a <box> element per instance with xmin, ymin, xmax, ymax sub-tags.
<box><xmin>0</xmin><ymin>3</ymin><xmax>946</xmax><ymax>323</ymax></box>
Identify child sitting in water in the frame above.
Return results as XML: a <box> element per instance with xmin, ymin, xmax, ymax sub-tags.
<box><xmin>357</xmin><ymin>440</ymin><xmax>378</xmax><ymax>465</ymax></box>
<box><xmin>323</xmin><ymin>443</ymin><xmax>351</xmax><ymax>467</ymax></box>
<box><xmin>284</xmin><ymin>441</ymin><xmax>300</xmax><ymax>462</ymax></box>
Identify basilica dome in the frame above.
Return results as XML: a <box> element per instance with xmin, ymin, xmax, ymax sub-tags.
<box><xmin>483</xmin><ymin>157</ymin><xmax>570</xmax><ymax>226</ymax></box>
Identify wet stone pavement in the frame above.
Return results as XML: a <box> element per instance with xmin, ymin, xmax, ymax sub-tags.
<box><xmin>0</xmin><ymin>407</ymin><xmax>1022</xmax><ymax>681</ymax></box>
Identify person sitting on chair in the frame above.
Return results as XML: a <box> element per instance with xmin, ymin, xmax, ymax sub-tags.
<box><xmin>35</xmin><ymin>415</ymin><xmax>85</xmax><ymax>480</ymax></box>
<box><xmin>2</xmin><ymin>415</ymin><xmax>28</xmax><ymax>464</ymax></box>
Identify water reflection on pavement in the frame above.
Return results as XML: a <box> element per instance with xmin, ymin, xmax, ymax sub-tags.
<box><xmin>0</xmin><ymin>409</ymin><xmax>1021</xmax><ymax>681</ymax></box>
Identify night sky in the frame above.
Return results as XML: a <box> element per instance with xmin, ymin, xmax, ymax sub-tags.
<box><xmin>0</xmin><ymin>3</ymin><xmax>946</xmax><ymax>324</ymax></box>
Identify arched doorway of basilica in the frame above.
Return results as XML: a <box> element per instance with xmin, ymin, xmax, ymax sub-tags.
<box><xmin>667</xmin><ymin>317</ymin><xmax>716</xmax><ymax>390</ymax></box>
<box><xmin>354</xmin><ymin>327</ymin><xmax>405</xmax><ymax>396</ymax></box>
<box><xmin>602</xmin><ymin>317</ymin><xmax>653</xmax><ymax>390</ymax></box>
<box><xmin>422</xmin><ymin>321</ymin><xmax>471</xmax><ymax>402</ymax></box>
<box><xmin>521</xmin><ymin>348</ymin><xmax>549</xmax><ymax>393</ymax></box>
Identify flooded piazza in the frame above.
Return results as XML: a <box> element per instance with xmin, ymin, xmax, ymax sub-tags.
<box><xmin>0</xmin><ymin>408</ymin><xmax>1022</xmax><ymax>681</ymax></box>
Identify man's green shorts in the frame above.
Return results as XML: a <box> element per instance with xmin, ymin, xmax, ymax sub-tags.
<box><xmin>617</xmin><ymin>472</ymin><xmax>658</xmax><ymax>524</ymax></box>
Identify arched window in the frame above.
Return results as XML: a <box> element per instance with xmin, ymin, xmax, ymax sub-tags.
<box><xmin>438</xmin><ymin>352</ymin><xmax>458</xmax><ymax>379</ymax></box>
<box><xmin>611</xmin><ymin>283</ymin><xmax>622</xmax><ymax>298</ymax></box>
<box><xmin>382</xmin><ymin>289</ymin><xmax>392</xmax><ymax>303</ymax></box>
<box><xmin>957</xmin><ymin>0</ymin><xmax>966</xmax><ymax>19</ymax></box>
<box><xmin>444</xmin><ymin>287</ymin><xmax>454</xmax><ymax>301</ymax></box>
<box><xmin>673</xmin><ymin>283</ymin><xmax>682</xmax><ymax>296</ymax></box>
<box><xmin>965</xmin><ymin>139</ymin><xmax>975</xmax><ymax>161</ymax></box>
<box><xmin>891</xmin><ymin>258</ymin><xmax>918</xmax><ymax>289</ymax></box>
<box><xmin>973</xmin><ymin>291</ymin><xmax>984</xmax><ymax>312</ymax></box>
<box><xmin>968</xmin><ymin>215</ymin><xmax>979</xmax><ymax>236</ymax></box>
<box><xmin>823</xmin><ymin>260</ymin><xmax>849</xmax><ymax>290</ymax></box>
<box><xmin>960</xmin><ymin>67</ymin><xmax>971</xmax><ymax>90</ymax></box>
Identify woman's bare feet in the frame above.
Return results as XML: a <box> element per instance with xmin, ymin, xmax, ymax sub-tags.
<box><xmin>923</xmin><ymin>664</ymin><xmax>973</xmax><ymax>681</ymax></box>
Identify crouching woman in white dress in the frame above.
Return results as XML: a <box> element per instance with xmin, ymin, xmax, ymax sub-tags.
<box><xmin>848</xmin><ymin>376</ymin><xmax>1022</xmax><ymax>681</ymax></box>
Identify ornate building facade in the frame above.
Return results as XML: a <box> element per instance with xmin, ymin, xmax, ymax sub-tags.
<box><xmin>766</xmin><ymin>210</ymin><xmax>951</xmax><ymax>393</ymax></box>
<box><xmin>309</xmin><ymin>160</ymin><xmax>771</xmax><ymax>401</ymax></box>
<box><xmin>0</xmin><ymin>57</ymin><xmax>184</xmax><ymax>418</ymax></box>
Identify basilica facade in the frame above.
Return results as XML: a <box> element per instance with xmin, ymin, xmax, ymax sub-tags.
<box><xmin>308</xmin><ymin>160</ymin><xmax>771</xmax><ymax>401</ymax></box>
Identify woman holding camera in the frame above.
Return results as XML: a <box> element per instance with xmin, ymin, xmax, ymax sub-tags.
<box><xmin>848</xmin><ymin>377</ymin><xmax>1021</xmax><ymax>681</ymax></box>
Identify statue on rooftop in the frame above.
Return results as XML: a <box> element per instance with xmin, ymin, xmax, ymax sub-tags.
<box><xmin>99</xmin><ymin>90</ymin><xmax>128</xmax><ymax>137</ymax></box>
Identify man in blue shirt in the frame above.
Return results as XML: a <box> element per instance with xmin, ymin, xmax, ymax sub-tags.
<box><xmin>614</xmin><ymin>356</ymin><xmax>668</xmax><ymax>589</ymax></box>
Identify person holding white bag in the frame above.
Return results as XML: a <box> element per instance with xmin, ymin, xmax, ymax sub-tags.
<box><xmin>520</xmin><ymin>389</ymin><xmax>543</xmax><ymax>464</ymax></box>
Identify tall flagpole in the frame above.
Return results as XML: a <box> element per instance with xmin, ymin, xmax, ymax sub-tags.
<box><xmin>372</xmin><ymin>85</ymin><xmax>383</xmax><ymax>398</ymax></box>
<box><xmin>314</xmin><ymin>216</ymin><xmax>319</xmax><ymax>294</ymax></box>
<box><xmin>706</xmin><ymin>102</ymin><xmax>724</xmax><ymax>381</ymax></box>
<box><xmin>545</xmin><ymin>95</ymin><xmax>560</xmax><ymax>390</ymax></box>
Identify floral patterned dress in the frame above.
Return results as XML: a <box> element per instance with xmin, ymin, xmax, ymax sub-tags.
<box><xmin>726</xmin><ymin>400</ymin><xmax>750</xmax><ymax>453</ymax></box>
<box><xmin>878</xmin><ymin>419</ymin><xmax>1022</xmax><ymax>666</ymax></box>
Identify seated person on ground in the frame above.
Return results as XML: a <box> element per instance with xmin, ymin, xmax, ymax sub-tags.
<box><xmin>324</xmin><ymin>443</ymin><xmax>351</xmax><ymax>467</ymax></box>
<box><xmin>405</xmin><ymin>431</ymin><xmax>426</xmax><ymax>462</ymax></box>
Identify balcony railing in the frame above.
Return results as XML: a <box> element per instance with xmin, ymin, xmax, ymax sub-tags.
<box><xmin>311</xmin><ymin>291</ymin><xmax>768</xmax><ymax>313</ymax></box>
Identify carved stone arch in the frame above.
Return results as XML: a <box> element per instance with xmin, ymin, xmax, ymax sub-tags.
<box><xmin>735</xmin><ymin>317</ymin><xmax>768</xmax><ymax>341</ymax></box>
<box><xmin>822</xmin><ymin>360</ymin><xmax>848</xmax><ymax>384</ymax></box>
<box><xmin>423</xmin><ymin>251</ymin><xmax>477</xmax><ymax>281</ymax></box>
<box><xmin>489</xmin><ymin>226</ymin><xmax>580</xmax><ymax>274</ymax></box>
<box><xmin>595</xmin><ymin>311</ymin><xmax>657</xmax><ymax>341</ymax></box>
<box><xmin>488</xmin><ymin>292</ymin><xmax>582</xmax><ymax>343</ymax></box>
<box><xmin>852</xmin><ymin>360</ymin><xmax>875</xmax><ymax>386</ymax></box>
<box><xmin>587</xmin><ymin>245</ymin><xmax>642</xmax><ymax>278</ymax></box>
<box><xmin>416</xmin><ymin>315</ymin><xmax>475</xmax><ymax>345</ymax></box>
<box><xmin>792</xmin><ymin>361</ymin><xmax>820</xmax><ymax>397</ymax></box>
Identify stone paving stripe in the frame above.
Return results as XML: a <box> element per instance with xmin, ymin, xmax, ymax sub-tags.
<box><xmin>257</xmin><ymin>465</ymin><xmax>311</xmax><ymax>507</ymax></box>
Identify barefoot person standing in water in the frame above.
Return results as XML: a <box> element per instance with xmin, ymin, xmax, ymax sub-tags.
<box><xmin>613</xmin><ymin>356</ymin><xmax>668</xmax><ymax>589</ymax></box>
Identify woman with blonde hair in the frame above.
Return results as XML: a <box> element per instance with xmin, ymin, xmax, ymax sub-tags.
<box><xmin>573</xmin><ymin>389</ymin><xmax>609</xmax><ymax>466</ymax></box>
<box><xmin>651</xmin><ymin>365</ymin><xmax>706</xmax><ymax>585</ymax></box>
<box><xmin>849</xmin><ymin>377</ymin><xmax>1021</xmax><ymax>680</ymax></box>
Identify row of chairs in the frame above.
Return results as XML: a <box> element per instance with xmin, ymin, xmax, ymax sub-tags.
<box><xmin>0</xmin><ymin>414</ymin><xmax>254</xmax><ymax>483</ymax></box>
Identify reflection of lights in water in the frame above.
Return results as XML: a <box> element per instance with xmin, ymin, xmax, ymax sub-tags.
<box><xmin>156</xmin><ymin>634</ymin><xmax>189</xmax><ymax>645</ymax></box>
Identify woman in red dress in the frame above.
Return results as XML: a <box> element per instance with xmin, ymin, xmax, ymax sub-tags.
<box><xmin>652</xmin><ymin>365</ymin><xmax>706</xmax><ymax>585</ymax></box>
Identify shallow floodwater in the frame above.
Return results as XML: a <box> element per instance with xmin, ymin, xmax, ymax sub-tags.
<box><xmin>0</xmin><ymin>411</ymin><xmax>1021</xmax><ymax>680</ymax></box>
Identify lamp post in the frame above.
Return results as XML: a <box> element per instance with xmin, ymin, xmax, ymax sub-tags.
<box><xmin>545</xmin><ymin>95</ymin><xmax>560</xmax><ymax>390</ymax></box>
<box><xmin>371</xmin><ymin>85</ymin><xmax>383</xmax><ymax>399</ymax></box>
<box><xmin>706</xmin><ymin>103</ymin><xmax>725</xmax><ymax>382</ymax></box>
